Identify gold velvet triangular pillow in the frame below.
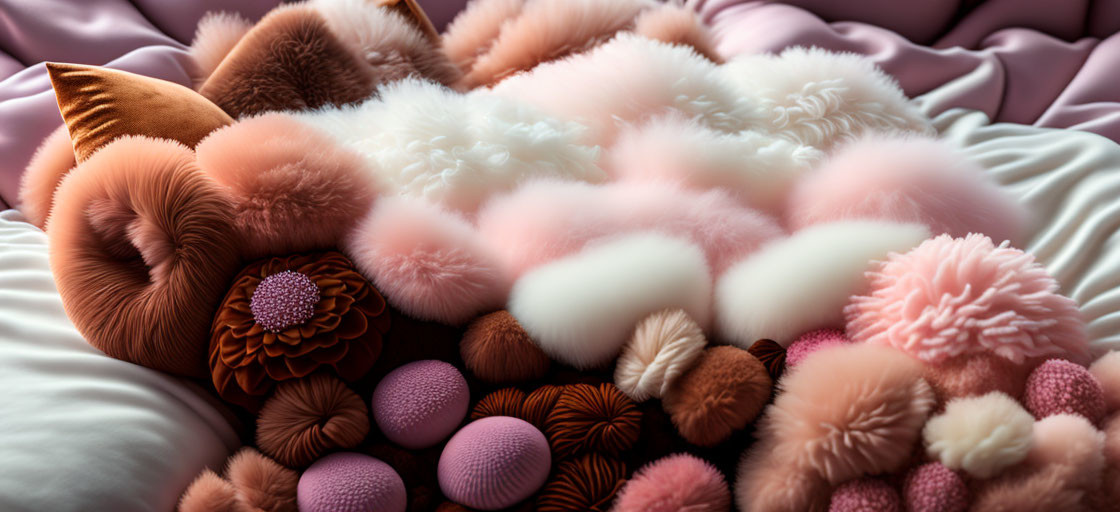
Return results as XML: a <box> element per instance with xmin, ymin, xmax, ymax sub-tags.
<box><xmin>47</xmin><ymin>62</ymin><xmax>233</xmax><ymax>162</ymax></box>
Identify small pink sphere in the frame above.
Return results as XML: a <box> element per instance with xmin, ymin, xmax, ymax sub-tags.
<box><xmin>830</xmin><ymin>478</ymin><xmax>901</xmax><ymax>512</ymax></box>
<box><xmin>903</xmin><ymin>462</ymin><xmax>969</xmax><ymax>512</ymax></box>
<box><xmin>297</xmin><ymin>452</ymin><xmax>406</xmax><ymax>512</ymax></box>
<box><xmin>1023</xmin><ymin>359</ymin><xmax>1106</xmax><ymax>424</ymax></box>
<box><xmin>787</xmin><ymin>329</ymin><xmax>850</xmax><ymax>368</ymax></box>
<box><xmin>372</xmin><ymin>360</ymin><xmax>470</xmax><ymax>449</ymax></box>
<box><xmin>438</xmin><ymin>416</ymin><xmax>551</xmax><ymax>511</ymax></box>
<box><xmin>613</xmin><ymin>453</ymin><xmax>730</xmax><ymax>512</ymax></box>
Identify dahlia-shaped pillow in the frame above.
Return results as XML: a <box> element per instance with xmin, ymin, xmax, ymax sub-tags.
<box><xmin>722</xmin><ymin>47</ymin><xmax>933</xmax><ymax>151</ymax></box>
<box><xmin>294</xmin><ymin>79</ymin><xmax>603</xmax><ymax>213</ymax></box>
<box><xmin>845</xmin><ymin>234</ymin><xmax>1089</xmax><ymax>365</ymax></box>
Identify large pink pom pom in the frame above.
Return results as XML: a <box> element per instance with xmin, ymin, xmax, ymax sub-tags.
<box><xmin>846</xmin><ymin>234</ymin><xmax>1088</xmax><ymax>365</ymax></box>
<box><xmin>829</xmin><ymin>478</ymin><xmax>901</xmax><ymax>512</ymax></box>
<box><xmin>785</xmin><ymin>329</ymin><xmax>850</xmax><ymax>368</ymax></box>
<box><xmin>613</xmin><ymin>453</ymin><xmax>730</xmax><ymax>512</ymax></box>
<box><xmin>1022</xmin><ymin>359</ymin><xmax>1106</xmax><ymax>424</ymax></box>
<box><xmin>903</xmin><ymin>462</ymin><xmax>968</xmax><ymax>512</ymax></box>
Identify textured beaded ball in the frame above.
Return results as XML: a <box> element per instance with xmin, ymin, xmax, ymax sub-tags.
<box><xmin>297</xmin><ymin>452</ymin><xmax>406</xmax><ymax>512</ymax></box>
<box><xmin>903</xmin><ymin>462</ymin><xmax>968</xmax><ymax>512</ymax></box>
<box><xmin>786</xmin><ymin>329</ymin><xmax>849</xmax><ymax>368</ymax></box>
<box><xmin>438</xmin><ymin>416</ymin><xmax>551</xmax><ymax>511</ymax></box>
<box><xmin>249</xmin><ymin>270</ymin><xmax>320</xmax><ymax>332</ymax></box>
<box><xmin>1022</xmin><ymin>359</ymin><xmax>1106</xmax><ymax>424</ymax></box>
<box><xmin>829</xmin><ymin>478</ymin><xmax>902</xmax><ymax>512</ymax></box>
<box><xmin>372</xmin><ymin>360</ymin><xmax>470</xmax><ymax>449</ymax></box>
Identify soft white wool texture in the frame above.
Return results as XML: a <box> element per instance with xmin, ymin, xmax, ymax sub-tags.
<box><xmin>923</xmin><ymin>392</ymin><xmax>1034</xmax><ymax>479</ymax></box>
<box><xmin>614</xmin><ymin>309</ymin><xmax>707</xmax><ymax>402</ymax></box>
<box><xmin>189</xmin><ymin>12</ymin><xmax>252</xmax><ymax>82</ymax></box>
<box><xmin>294</xmin><ymin>79</ymin><xmax>603</xmax><ymax>213</ymax></box>
<box><xmin>490</xmin><ymin>33</ymin><xmax>766</xmax><ymax>146</ymax></box>
<box><xmin>716</xmin><ymin>220</ymin><xmax>930</xmax><ymax>347</ymax></box>
<box><xmin>722</xmin><ymin>47</ymin><xmax>933</xmax><ymax>151</ymax></box>
<box><xmin>608</xmin><ymin>115</ymin><xmax>822</xmax><ymax>214</ymax></box>
<box><xmin>509</xmin><ymin>233</ymin><xmax>711</xmax><ymax>369</ymax></box>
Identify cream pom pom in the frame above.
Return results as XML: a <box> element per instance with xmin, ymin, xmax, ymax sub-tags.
<box><xmin>924</xmin><ymin>392</ymin><xmax>1034</xmax><ymax>478</ymax></box>
<box><xmin>614</xmin><ymin>309</ymin><xmax>707</xmax><ymax>401</ymax></box>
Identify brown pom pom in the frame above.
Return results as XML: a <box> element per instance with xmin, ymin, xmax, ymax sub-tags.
<box><xmin>663</xmin><ymin>346</ymin><xmax>772</xmax><ymax>447</ymax></box>
<box><xmin>522</xmin><ymin>384</ymin><xmax>565</xmax><ymax>429</ymax></box>
<box><xmin>545</xmin><ymin>383</ymin><xmax>641</xmax><ymax>458</ymax></box>
<box><xmin>256</xmin><ymin>374</ymin><xmax>369</xmax><ymax>467</ymax></box>
<box><xmin>747</xmin><ymin>339</ymin><xmax>785</xmax><ymax>381</ymax></box>
<box><xmin>536</xmin><ymin>453</ymin><xmax>627</xmax><ymax>512</ymax></box>
<box><xmin>471</xmin><ymin>388</ymin><xmax>528</xmax><ymax>421</ymax></box>
<box><xmin>178</xmin><ymin>470</ymin><xmax>246</xmax><ymax>512</ymax></box>
<box><xmin>461</xmin><ymin>310</ymin><xmax>550</xmax><ymax>384</ymax></box>
<box><xmin>226</xmin><ymin>448</ymin><xmax>298</xmax><ymax>512</ymax></box>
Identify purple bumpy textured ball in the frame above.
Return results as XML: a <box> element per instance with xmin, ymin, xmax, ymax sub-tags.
<box><xmin>297</xmin><ymin>452</ymin><xmax>406</xmax><ymax>512</ymax></box>
<box><xmin>438</xmin><ymin>416</ymin><xmax>551</xmax><ymax>511</ymax></box>
<box><xmin>1023</xmin><ymin>359</ymin><xmax>1106</xmax><ymax>424</ymax></box>
<box><xmin>249</xmin><ymin>270</ymin><xmax>320</xmax><ymax>332</ymax></box>
<box><xmin>903</xmin><ymin>462</ymin><xmax>968</xmax><ymax>512</ymax></box>
<box><xmin>830</xmin><ymin>478</ymin><xmax>902</xmax><ymax>512</ymax></box>
<box><xmin>372</xmin><ymin>360</ymin><xmax>470</xmax><ymax>449</ymax></box>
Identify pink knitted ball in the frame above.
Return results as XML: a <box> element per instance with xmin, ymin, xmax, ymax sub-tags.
<box><xmin>438</xmin><ymin>416</ymin><xmax>551</xmax><ymax>511</ymax></box>
<box><xmin>372</xmin><ymin>360</ymin><xmax>470</xmax><ymax>449</ymax></box>
<box><xmin>297</xmin><ymin>452</ymin><xmax>406</xmax><ymax>512</ymax></box>
<box><xmin>1022</xmin><ymin>359</ymin><xmax>1106</xmax><ymax>424</ymax></box>
<box><xmin>613</xmin><ymin>453</ymin><xmax>730</xmax><ymax>512</ymax></box>
<box><xmin>786</xmin><ymin>329</ymin><xmax>850</xmax><ymax>368</ymax></box>
<box><xmin>829</xmin><ymin>478</ymin><xmax>901</xmax><ymax>512</ymax></box>
<box><xmin>903</xmin><ymin>462</ymin><xmax>969</xmax><ymax>512</ymax></box>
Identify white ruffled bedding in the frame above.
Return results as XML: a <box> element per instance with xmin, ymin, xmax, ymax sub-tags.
<box><xmin>0</xmin><ymin>103</ymin><xmax>1118</xmax><ymax>509</ymax></box>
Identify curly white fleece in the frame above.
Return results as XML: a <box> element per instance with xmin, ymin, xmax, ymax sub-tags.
<box><xmin>722</xmin><ymin>47</ymin><xmax>933</xmax><ymax>151</ymax></box>
<box><xmin>614</xmin><ymin>308</ymin><xmax>707</xmax><ymax>401</ymax></box>
<box><xmin>924</xmin><ymin>392</ymin><xmax>1034</xmax><ymax>478</ymax></box>
<box><xmin>294</xmin><ymin>79</ymin><xmax>604</xmax><ymax>213</ymax></box>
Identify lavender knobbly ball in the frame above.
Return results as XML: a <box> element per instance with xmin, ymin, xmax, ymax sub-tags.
<box><xmin>250</xmin><ymin>270</ymin><xmax>320</xmax><ymax>332</ymax></box>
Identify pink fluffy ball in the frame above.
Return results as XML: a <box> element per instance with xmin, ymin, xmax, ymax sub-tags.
<box><xmin>785</xmin><ymin>329</ymin><xmax>850</xmax><ymax>368</ymax></box>
<box><xmin>787</xmin><ymin>134</ymin><xmax>1025</xmax><ymax>244</ymax></box>
<box><xmin>372</xmin><ymin>360</ymin><xmax>470</xmax><ymax>449</ymax></box>
<box><xmin>438</xmin><ymin>416</ymin><xmax>551</xmax><ymax>511</ymax></box>
<box><xmin>345</xmin><ymin>197</ymin><xmax>509</xmax><ymax>325</ymax></box>
<box><xmin>613</xmin><ymin>453</ymin><xmax>730</xmax><ymax>512</ymax></box>
<box><xmin>297</xmin><ymin>452</ymin><xmax>406</xmax><ymax>512</ymax></box>
<box><xmin>1022</xmin><ymin>359</ymin><xmax>1106</xmax><ymax>424</ymax></box>
<box><xmin>903</xmin><ymin>462</ymin><xmax>969</xmax><ymax>512</ymax></box>
<box><xmin>829</xmin><ymin>478</ymin><xmax>901</xmax><ymax>512</ymax></box>
<box><xmin>846</xmin><ymin>234</ymin><xmax>1089</xmax><ymax>365</ymax></box>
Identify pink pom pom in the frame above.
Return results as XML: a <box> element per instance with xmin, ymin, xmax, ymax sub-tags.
<box><xmin>345</xmin><ymin>197</ymin><xmax>509</xmax><ymax>325</ymax></box>
<box><xmin>787</xmin><ymin>134</ymin><xmax>1025</xmax><ymax>244</ymax></box>
<box><xmin>903</xmin><ymin>462</ymin><xmax>969</xmax><ymax>512</ymax></box>
<box><xmin>613</xmin><ymin>453</ymin><xmax>730</xmax><ymax>512</ymax></box>
<box><xmin>829</xmin><ymin>478</ymin><xmax>901</xmax><ymax>512</ymax></box>
<box><xmin>785</xmin><ymin>329</ymin><xmax>850</xmax><ymax>368</ymax></box>
<box><xmin>1023</xmin><ymin>359</ymin><xmax>1106</xmax><ymax>424</ymax></box>
<box><xmin>846</xmin><ymin>234</ymin><xmax>1089</xmax><ymax>365</ymax></box>
<box><xmin>438</xmin><ymin>416</ymin><xmax>551</xmax><ymax>510</ymax></box>
<box><xmin>372</xmin><ymin>360</ymin><xmax>470</xmax><ymax>449</ymax></box>
<box><xmin>297</xmin><ymin>452</ymin><xmax>406</xmax><ymax>512</ymax></box>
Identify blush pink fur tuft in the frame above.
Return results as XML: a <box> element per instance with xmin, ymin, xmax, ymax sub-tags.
<box><xmin>179</xmin><ymin>470</ymin><xmax>247</xmax><ymax>512</ymax></box>
<box><xmin>1025</xmin><ymin>414</ymin><xmax>1105</xmax><ymax>480</ymax></box>
<box><xmin>195</xmin><ymin>113</ymin><xmax>378</xmax><ymax>260</ymax></box>
<box><xmin>632</xmin><ymin>3</ymin><xmax>722</xmax><ymax>63</ymax></box>
<box><xmin>226</xmin><ymin>448</ymin><xmax>299</xmax><ymax>512</ymax></box>
<box><xmin>345</xmin><ymin>197</ymin><xmax>509</xmax><ymax>325</ymax></box>
<box><xmin>17</xmin><ymin>125</ymin><xmax>76</xmax><ymax>229</ymax></box>
<box><xmin>613</xmin><ymin>453</ymin><xmax>730</xmax><ymax>512</ymax></box>
<box><xmin>846</xmin><ymin>234</ymin><xmax>1089</xmax><ymax>365</ymax></box>
<box><xmin>441</xmin><ymin>0</ymin><xmax>525</xmax><ymax>73</ymax></box>
<box><xmin>477</xmin><ymin>180</ymin><xmax>783</xmax><ymax>278</ymax></box>
<box><xmin>1090</xmin><ymin>351</ymin><xmax>1120</xmax><ymax>413</ymax></box>
<box><xmin>189</xmin><ymin>12</ymin><xmax>253</xmax><ymax>83</ymax></box>
<box><xmin>787</xmin><ymin>135</ymin><xmax>1026</xmax><ymax>244</ymax></box>
<box><xmin>736</xmin><ymin>443</ymin><xmax>832</xmax><ymax>512</ymax></box>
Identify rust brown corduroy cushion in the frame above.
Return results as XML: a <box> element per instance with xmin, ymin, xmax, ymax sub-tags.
<box><xmin>198</xmin><ymin>5</ymin><xmax>375</xmax><ymax>119</ymax></box>
<box><xmin>46</xmin><ymin>62</ymin><xmax>233</xmax><ymax>162</ymax></box>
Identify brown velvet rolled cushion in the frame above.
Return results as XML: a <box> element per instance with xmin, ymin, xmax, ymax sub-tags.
<box><xmin>256</xmin><ymin>374</ymin><xmax>369</xmax><ymax>468</ymax></box>
<box><xmin>198</xmin><ymin>5</ymin><xmax>375</xmax><ymax>118</ymax></box>
<box><xmin>535</xmin><ymin>452</ymin><xmax>627</xmax><ymax>512</ymax></box>
<box><xmin>47</xmin><ymin>136</ymin><xmax>239</xmax><ymax>377</ymax></box>
<box><xmin>47</xmin><ymin>62</ymin><xmax>233</xmax><ymax>162</ymax></box>
<box><xmin>662</xmin><ymin>345</ymin><xmax>773</xmax><ymax>447</ymax></box>
<box><xmin>460</xmin><ymin>310</ymin><xmax>550</xmax><ymax>384</ymax></box>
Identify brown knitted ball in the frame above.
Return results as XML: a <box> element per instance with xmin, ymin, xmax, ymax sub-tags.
<box><xmin>535</xmin><ymin>453</ymin><xmax>627</xmax><ymax>512</ymax></box>
<box><xmin>747</xmin><ymin>339</ymin><xmax>786</xmax><ymax>381</ymax></box>
<box><xmin>544</xmin><ymin>383</ymin><xmax>641</xmax><ymax>458</ymax></box>
<box><xmin>522</xmin><ymin>384</ymin><xmax>565</xmax><ymax>429</ymax></box>
<box><xmin>471</xmin><ymin>388</ymin><xmax>528</xmax><ymax>421</ymax></box>
<box><xmin>461</xmin><ymin>310</ymin><xmax>550</xmax><ymax>383</ymax></box>
<box><xmin>255</xmin><ymin>374</ymin><xmax>369</xmax><ymax>467</ymax></box>
<box><xmin>662</xmin><ymin>346</ymin><xmax>772</xmax><ymax>447</ymax></box>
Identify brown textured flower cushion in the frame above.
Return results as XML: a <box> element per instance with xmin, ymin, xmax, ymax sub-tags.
<box><xmin>47</xmin><ymin>62</ymin><xmax>235</xmax><ymax>162</ymax></box>
<box><xmin>47</xmin><ymin>136</ymin><xmax>239</xmax><ymax>378</ymax></box>
<box><xmin>209</xmin><ymin>251</ymin><xmax>391</xmax><ymax>409</ymax></box>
